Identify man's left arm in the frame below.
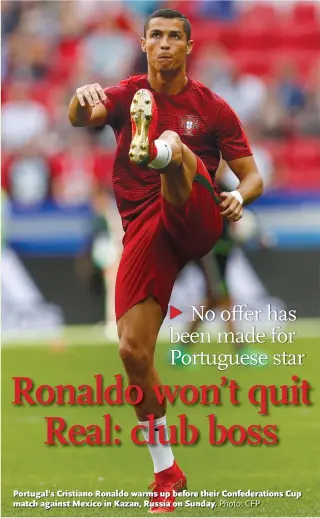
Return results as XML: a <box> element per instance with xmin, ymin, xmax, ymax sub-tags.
<box><xmin>213</xmin><ymin>96</ymin><xmax>264</xmax><ymax>221</ymax></box>
<box><xmin>219</xmin><ymin>155</ymin><xmax>263</xmax><ymax>221</ymax></box>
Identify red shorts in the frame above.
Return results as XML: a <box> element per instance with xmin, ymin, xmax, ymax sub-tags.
<box><xmin>115</xmin><ymin>157</ymin><xmax>223</xmax><ymax>321</ymax></box>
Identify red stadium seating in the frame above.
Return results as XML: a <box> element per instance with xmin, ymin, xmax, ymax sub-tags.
<box><xmin>291</xmin><ymin>2</ymin><xmax>320</xmax><ymax>25</ymax></box>
<box><xmin>279</xmin><ymin>139</ymin><xmax>320</xmax><ymax>188</ymax></box>
<box><xmin>283</xmin><ymin>26</ymin><xmax>320</xmax><ymax>51</ymax></box>
<box><xmin>241</xmin><ymin>3</ymin><xmax>278</xmax><ymax>27</ymax></box>
<box><xmin>228</xmin><ymin>49</ymin><xmax>273</xmax><ymax>77</ymax></box>
<box><xmin>263</xmin><ymin>138</ymin><xmax>320</xmax><ymax>189</ymax></box>
<box><xmin>190</xmin><ymin>3</ymin><xmax>320</xmax><ymax>81</ymax></box>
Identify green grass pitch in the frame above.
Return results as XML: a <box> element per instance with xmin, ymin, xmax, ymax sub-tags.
<box><xmin>2</xmin><ymin>329</ymin><xmax>319</xmax><ymax>517</ymax></box>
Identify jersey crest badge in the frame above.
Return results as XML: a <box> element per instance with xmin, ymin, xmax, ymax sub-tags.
<box><xmin>181</xmin><ymin>115</ymin><xmax>200</xmax><ymax>136</ymax></box>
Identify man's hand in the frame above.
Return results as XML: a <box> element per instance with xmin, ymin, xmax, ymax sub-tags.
<box><xmin>76</xmin><ymin>83</ymin><xmax>107</xmax><ymax>107</ymax></box>
<box><xmin>219</xmin><ymin>191</ymin><xmax>243</xmax><ymax>221</ymax></box>
<box><xmin>69</xmin><ymin>84</ymin><xmax>107</xmax><ymax>127</ymax></box>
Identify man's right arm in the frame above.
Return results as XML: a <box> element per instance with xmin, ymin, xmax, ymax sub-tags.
<box><xmin>68</xmin><ymin>83</ymin><xmax>107</xmax><ymax>127</ymax></box>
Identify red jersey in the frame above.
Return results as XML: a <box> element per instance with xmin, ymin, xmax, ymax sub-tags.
<box><xmin>103</xmin><ymin>74</ymin><xmax>252</xmax><ymax>232</ymax></box>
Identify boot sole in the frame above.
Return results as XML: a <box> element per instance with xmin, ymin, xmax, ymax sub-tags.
<box><xmin>129</xmin><ymin>89</ymin><xmax>153</xmax><ymax>165</ymax></box>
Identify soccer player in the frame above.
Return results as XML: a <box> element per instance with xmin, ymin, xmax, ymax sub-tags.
<box><xmin>68</xmin><ymin>9</ymin><xmax>263</xmax><ymax>512</ymax></box>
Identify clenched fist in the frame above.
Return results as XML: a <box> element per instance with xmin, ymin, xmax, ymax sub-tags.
<box><xmin>219</xmin><ymin>191</ymin><xmax>243</xmax><ymax>221</ymax></box>
<box><xmin>76</xmin><ymin>83</ymin><xmax>107</xmax><ymax>107</ymax></box>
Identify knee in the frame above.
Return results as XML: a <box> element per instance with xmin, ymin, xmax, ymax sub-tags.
<box><xmin>159</xmin><ymin>130</ymin><xmax>182</xmax><ymax>167</ymax></box>
<box><xmin>119</xmin><ymin>334</ymin><xmax>153</xmax><ymax>377</ymax></box>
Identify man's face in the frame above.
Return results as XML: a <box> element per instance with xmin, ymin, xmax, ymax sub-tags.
<box><xmin>141</xmin><ymin>17</ymin><xmax>193</xmax><ymax>73</ymax></box>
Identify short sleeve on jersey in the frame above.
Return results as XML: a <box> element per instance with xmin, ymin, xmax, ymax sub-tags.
<box><xmin>214</xmin><ymin>98</ymin><xmax>253</xmax><ymax>162</ymax></box>
<box><xmin>103</xmin><ymin>84</ymin><xmax>128</xmax><ymax>129</ymax></box>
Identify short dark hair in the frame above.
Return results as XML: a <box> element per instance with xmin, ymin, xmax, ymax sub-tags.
<box><xmin>144</xmin><ymin>9</ymin><xmax>191</xmax><ymax>41</ymax></box>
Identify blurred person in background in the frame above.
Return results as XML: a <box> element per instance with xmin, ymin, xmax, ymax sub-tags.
<box><xmin>1</xmin><ymin>80</ymin><xmax>51</xmax><ymax>151</ymax></box>
<box><xmin>262</xmin><ymin>59</ymin><xmax>307</xmax><ymax>137</ymax></box>
<box><xmin>191</xmin><ymin>42</ymin><xmax>235</xmax><ymax>95</ymax></box>
<box><xmin>81</xmin><ymin>15</ymin><xmax>138</xmax><ymax>86</ymax></box>
<box><xmin>2</xmin><ymin>142</ymin><xmax>51</xmax><ymax>207</ymax></box>
<box><xmin>90</xmin><ymin>187</ymin><xmax>121</xmax><ymax>338</ymax></box>
<box><xmin>204</xmin><ymin>57</ymin><xmax>267</xmax><ymax>126</ymax></box>
<box><xmin>223</xmin><ymin>123</ymin><xmax>276</xmax><ymax>191</ymax></box>
<box><xmin>68</xmin><ymin>7</ymin><xmax>263</xmax><ymax>508</ymax></box>
<box><xmin>275</xmin><ymin>60</ymin><xmax>306</xmax><ymax>116</ymax></box>
<box><xmin>260</xmin><ymin>78</ymin><xmax>292</xmax><ymax>138</ymax></box>
<box><xmin>296</xmin><ymin>57</ymin><xmax>320</xmax><ymax>136</ymax></box>
<box><xmin>1</xmin><ymin>0</ymin><xmax>22</xmax><ymax>39</ymax></box>
<box><xmin>51</xmin><ymin>131</ymin><xmax>104</xmax><ymax>207</ymax></box>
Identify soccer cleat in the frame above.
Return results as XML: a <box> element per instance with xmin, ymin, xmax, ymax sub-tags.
<box><xmin>147</xmin><ymin>461</ymin><xmax>187</xmax><ymax>513</ymax></box>
<box><xmin>129</xmin><ymin>89</ymin><xmax>158</xmax><ymax>165</ymax></box>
